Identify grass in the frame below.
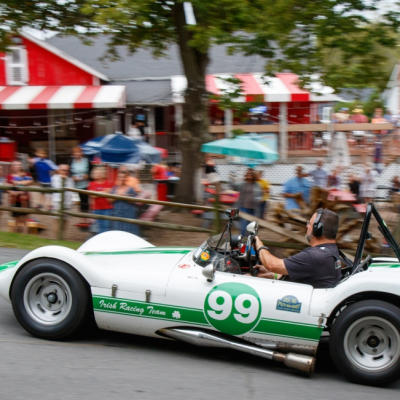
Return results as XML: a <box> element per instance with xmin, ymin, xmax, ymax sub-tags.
<box><xmin>0</xmin><ymin>231</ymin><xmax>80</xmax><ymax>250</ymax></box>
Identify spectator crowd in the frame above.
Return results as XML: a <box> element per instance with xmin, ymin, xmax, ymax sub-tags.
<box><xmin>0</xmin><ymin>146</ymin><xmax>159</xmax><ymax>235</ymax></box>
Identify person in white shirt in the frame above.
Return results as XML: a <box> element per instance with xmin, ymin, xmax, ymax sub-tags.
<box><xmin>51</xmin><ymin>164</ymin><xmax>74</xmax><ymax>211</ymax></box>
<box><xmin>360</xmin><ymin>164</ymin><xmax>378</xmax><ymax>203</ymax></box>
<box><xmin>126</xmin><ymin>121</ymin><xmax>142</xmax><ymax>138</ymax></box>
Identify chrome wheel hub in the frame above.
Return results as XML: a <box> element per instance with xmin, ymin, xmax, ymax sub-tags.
<box><xmin>344</xmin><ymin>316</ymin><xmax>400</xmax><ymax>372</ymax></box>
<box><xmin>23</xmin><ymin>273</ymin><xmax>72</xmax><ymax>325</ymax></box>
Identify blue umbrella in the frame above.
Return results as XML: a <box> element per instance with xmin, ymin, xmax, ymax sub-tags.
<box><xmin>81</xmin><ymin>133</ymin><xmax>161</xmax><ymax>164</ymax></box>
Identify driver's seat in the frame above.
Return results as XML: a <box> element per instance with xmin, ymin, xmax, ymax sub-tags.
<box><xmin>338</xmin><ymin>250</ymin><xmax>354</xmax><ymax>281</ymax></box>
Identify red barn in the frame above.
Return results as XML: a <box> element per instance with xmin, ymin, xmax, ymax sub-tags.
<box><xmin>0</xmin><ymin>32</ymin><xmax>125</xmax><ymax>162</ymax></box>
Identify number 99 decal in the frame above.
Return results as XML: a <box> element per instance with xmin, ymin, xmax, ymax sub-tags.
<box><xmin>204</xmin><ymin>282</ymin><xmax>261</xmax><ymax>335</ymax></box>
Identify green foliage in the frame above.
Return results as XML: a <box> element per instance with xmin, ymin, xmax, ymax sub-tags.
<box><xmin>0</xmin><ymin>231</ymin><xmax>80</xmax><ymax>250</ymax></box>
<box><xmin>1</xmin><ymin>0</ymin><xmax>400</xmax><ymax>202</ymax></box>
<box><xmin>1</xmin><ymin>1</ymin><xmax>399</xmax><ymax>90</ymax></box>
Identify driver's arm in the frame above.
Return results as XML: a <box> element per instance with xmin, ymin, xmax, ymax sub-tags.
<box><xmin>255</xmin><ymin>236</ymin><xmax>288</xmax><ymax>276</ymax></box>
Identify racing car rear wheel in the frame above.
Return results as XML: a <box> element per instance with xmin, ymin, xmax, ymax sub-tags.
<box><xmin>10</xmin><ymin>258</ymin><xmax>91</xmax><ymax>340</ymax></box>
<box><xmin>330</xmin><ymin>300</ymin><xmax>400</xmax><ymax>386</ymax></box>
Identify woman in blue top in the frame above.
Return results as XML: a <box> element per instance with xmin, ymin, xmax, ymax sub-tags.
<box><xmin>110</xmin><ymin>170</ymin><xmax>139</xmax><ymax>235</ymax></box>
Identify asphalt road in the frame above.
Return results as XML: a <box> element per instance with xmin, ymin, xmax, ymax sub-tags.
<box><xmin>0</xmin><ymin>248</ymin><xmax>399</xmax><ymax>400</ymax></box>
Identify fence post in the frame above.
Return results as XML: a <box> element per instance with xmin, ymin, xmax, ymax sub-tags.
<box><xmin>213</xmin><ymin>183</ymin><xmax>221</xmax><ymax>233</ymax></box>
<box><xmin>57</xmin><ymin>178</ymin><xmax>66</xmax><ymax>240</ymax></box>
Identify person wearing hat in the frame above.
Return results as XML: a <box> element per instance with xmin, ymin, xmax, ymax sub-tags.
<box><xmin>351</xmin><ymin>107</ymin><xmax>368</xmax><ymax>123</ymax></box>
<box><xmin>334</xmin><ymin>107</ymin><xmax>350</xmax><ymax>123</ymax></box>
<box><xmin>350</xmin><ymin>107</ymin><xmax>368</xmax><ymax>145</ymax></box>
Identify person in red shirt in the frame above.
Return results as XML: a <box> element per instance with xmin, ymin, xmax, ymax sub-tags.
<box><xmin>151</xmin><ymin>163</ymin><xmax>168</xmax><ymax>201</ymax></box>
<box><xmin>87</xmin><ymin>166</ymin><xmax>113</xmax><ymax>234</ymax></box>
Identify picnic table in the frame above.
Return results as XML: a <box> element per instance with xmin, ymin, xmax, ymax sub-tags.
<box><xmin>207</xmin><ymin>190</ymin><xmax>239</xmax><ymax>205</ymax></box>
<box><xmin>327</xmin><ymin>189</ymin><xmax>356</xmax><ymax>203</ymax></box>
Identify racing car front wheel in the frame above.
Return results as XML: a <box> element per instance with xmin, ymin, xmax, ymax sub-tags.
<box><xmin>10</xmin><ymin>258</ymin><xmax>91</xmax><ymax>340</ymax></box>
<box><xmin>330</xmin><ymin>300</ymin><xmax>400</xmax><ymax>386</ymax></box>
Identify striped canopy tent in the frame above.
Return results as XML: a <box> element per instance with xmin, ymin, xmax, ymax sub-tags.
<box><xmin>0</xmin><ymin>85</ymin><xmax>126</xmax><ymax>161</ymax></box>
<box><xmin>171</xmin><ymin>73</ymin><xmax>342</xmax><ymax>104</ymax></box>
<box><xmin>0</xmin><ymin>85</ymin><xmax>125</xmax><ymax>109</ymax></box>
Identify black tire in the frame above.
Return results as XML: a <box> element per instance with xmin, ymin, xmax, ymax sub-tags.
<box><xmin>329</xmin><ymin>300</ymin><xmax>400</xmax><ymax>386</ymax></box>
<box><xmin>10</xmin><ymin>258</ymin><xmax>91</xmax><ymax>340</ymax></box>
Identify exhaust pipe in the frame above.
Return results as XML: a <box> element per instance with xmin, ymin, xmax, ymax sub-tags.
<box><xmin>158</xmin><ymin>328</ymin><xmax>315</xmax><ymax>375</ymax></box>
<box><xmin>251</xmin><ymin>340</ymin><xmax>317</xmax><ymax>356</ymax></box>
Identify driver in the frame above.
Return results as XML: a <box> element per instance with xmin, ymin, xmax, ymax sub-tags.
<box><xmin>254</xmin><ymin>208</ymin><xmax>342</xmax><ymax>288</ymax></box>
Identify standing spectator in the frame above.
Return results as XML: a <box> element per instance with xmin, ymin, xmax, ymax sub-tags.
<box><xmin>327</xmin><ymin>167</ymin><xmax>342</xmax><ymax>189</ymax></box>
<box><xmin>372</xmin><ymin>108</ymin><xmax>388</xmax><ymax>136</ymax></box>
<box><xmin>350</xmin><ymin>107</ymin><xmax>368</xmax><ymax>123</ymax></box>
<box><xmin>282</xmin><ymin>166</ymin><xmax>311</xmax><ymax>210</ymax></box>
<box><xmin>333</xmin><ymin>107</ymin><xmax>350</xmax><ymax>123</ymax></box>
<box><xmin>256</xmin><ymin>170</ymin><xmax>270</xmax><ymax>219</ymax></box>
<box><xmin>360</xmin><ymin>164</ymin><xmax>378</xmax><ymax>203</ymax></box>
<box><xmin>350</xmin><ymin>107</ymin><xmax>368</xmax><ymax>145</ymax></box>
<box><xmin>308</xmin><ymin>159</ymin><xmax>328</xmax><ymax>188</ymax></box>
<box><xmin>88</xmin><ymin>166</ymin><xmax>113</xmax><ymax>234</ymax></box>
<box><xmin>119</xmin><ymin>165</ymin><xmax>142</xmax><ymax>194</ymax></box>
<box><xmin>70</xmin><ymin>146</ymin><xmax>90</xmax><ymax>216</ymax></box>
<box><xmin>126</xmin><ymin>121</ymin><xmax>142</xmax><ymax>138</ymax></box>
<box><xmin>390</xmin><ymin>175</ymin><xmax>400</xmax><ymax>211</ymax></box>
<box><xmin>390</xmin><ymin>175</ymin><xmax>400</xmax><ymax>195</ymax></box>
<box><xmin>51</xmin><ymin>164</ymin><xmax>74</xmax><ymax>211</ymax></box>
<box><xmin>0</xmin><ymin>164</ymin><xmax>5</xmax><ymax>205</ymax></box>
<box><xmin>237</xmin><ymin>168</ymin><xmax>262</xmax><ymax>234</ymax></box>
<box><xmin>30</xmin><ymin>148</ymin><xmax>58</xmax><ymax>210</ymax></box>
<box><xmin>151</xmin><ymin>162</ymin><xmax>168</xmax><ymax>201</ymax></box>
<box><xmin>348</xmin><ymin>174</ymin><xmax>361</xmax><ymax>203</ymax></box>
<box><xmin>110</xmin><ymin>170</ymin><xmax>139</xmax><ymax>235</ymax></box>
<box><xmin>204</xmin><ymin>157</ymin><xmax>220</xmax><ymax>185</ymax></box>
<box><xmin>7</xmin><ymin>160</ymin><xmax>33</xmax><ymax>233</ymax></box>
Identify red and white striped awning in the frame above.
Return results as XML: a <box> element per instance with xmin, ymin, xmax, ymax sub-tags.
<box><xmin>0</xmin><ymin>85</ymin><xmax>126</xmax><ymax>110</ymax></box>
<box><xmin>171</xmin><ymin>72</ymin><xmax>342</xmax><ymax>103</ymax></box>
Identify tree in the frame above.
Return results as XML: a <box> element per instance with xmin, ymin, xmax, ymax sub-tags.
<box><xmin>1</xmin><ymin>0</ymin><xmax>399</xmax><ymax>202</ymax></box>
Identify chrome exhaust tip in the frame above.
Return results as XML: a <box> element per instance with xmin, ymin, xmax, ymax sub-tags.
<box><xmin>273</xmin><ymin>352</ymin><xmax>315</xmax><ymax>375</ymax></box>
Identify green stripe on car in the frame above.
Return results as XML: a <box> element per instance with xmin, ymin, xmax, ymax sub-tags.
<box><xmin>93</xmin><ymin>295</ymin><xmax>208</xmax><ymax>325</ymax></box>
<box><xmin>253</xmin><ymin>318</ymin><xmax>322</xmax><ymax>341</ymax></box>
<box><xmin>85</xmin><ymin>248</ymin><xmax>194</xmax><ymax>256</ymax></box>
<box><xmin>370</xmin><ymin>263</ymin><xmax>400</xmax><ymax>268</ymax></box>
<box><xmin>92</xmin><ymin>295</ymin><xmax>321</xmax><ymax>341</ymax></box>
<box><xmin>0</xmin><ymin>260</ymin><xmax>19</xmax><ymax>272</ymax></box>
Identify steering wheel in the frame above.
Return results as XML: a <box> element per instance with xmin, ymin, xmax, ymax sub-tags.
<box><xmin>350</xmin><ymin>255</ymin><xmax>372</xmax><ymax>276</ymax></box>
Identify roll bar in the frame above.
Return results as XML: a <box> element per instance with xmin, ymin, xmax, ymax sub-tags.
<box><xmin>352</xmin><ymin>203</ymin><xmax>400</xmax><ymax>272</ymax></box>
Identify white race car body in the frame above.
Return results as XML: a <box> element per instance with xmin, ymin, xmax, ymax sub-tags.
<box><xmin>1</xmin><ymin>231</ymin><xmax>399</xmax><ymax>348</ymax></box>
<box><xmin>1</xmin><ymin>204</ymin><xmax>400</xmax><ymax>385</ymax></box>
<box><xmin>0</xmin><ymin>231</ymin><xmax>324</xmax><ymax>350</ymax></box>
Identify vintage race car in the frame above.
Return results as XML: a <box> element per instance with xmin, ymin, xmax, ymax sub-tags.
<box><xmin>1</xmin><ymin>204</ymin><xmax>400</xmax><ymax>386</ymax></box>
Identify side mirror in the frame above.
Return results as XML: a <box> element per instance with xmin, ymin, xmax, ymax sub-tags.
<box><xmin>202</xmin><ymin>263</ymin><xmax>216</xmax><ymax>282</ymax></box>
<box><xmin>246</xmin><ymin>221</ymin><xmax>258</xmax><ymax>235</ymax></box>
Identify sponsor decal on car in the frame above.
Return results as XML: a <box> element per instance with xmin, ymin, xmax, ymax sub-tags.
<box><xmin>276</xmin><ymin>295</ymin><xmax>302</xmax><ymax>313</ymax></box>
<box><xmin>92</xmin><ymin>294</ymin><xmax>322</xmax><ymax>341</ymax></box>
<box><xmin>200</xmin><ymin>251</ymin><xmax>210</xmax><ymax>261</ymax></box>
<box><xmin>93</xmin><ymin>295</ymin><xmax>208</xmax><ymax>325</ymax></box>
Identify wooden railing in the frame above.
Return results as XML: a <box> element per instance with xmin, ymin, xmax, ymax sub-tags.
<box><xmin>0</xmin><ymin>184</ymin><xmax>223</xmax><ymax>240</ymax></box>
<box><xmin>209</xmin><ymin>122</ymin><xmax>394</xmax><ymax>134</ymax></box>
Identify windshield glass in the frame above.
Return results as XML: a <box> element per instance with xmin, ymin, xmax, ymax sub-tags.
<box><xmin>192</xmin><ymin>239</ymin><xmax>241</xmax><ymax>273</ymax></box>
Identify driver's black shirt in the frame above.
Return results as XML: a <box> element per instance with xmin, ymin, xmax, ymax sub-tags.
<box><xmin>284</xmin><ymin>243</ymin><xmax>341</xmax><ymax>288</ymax></box>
